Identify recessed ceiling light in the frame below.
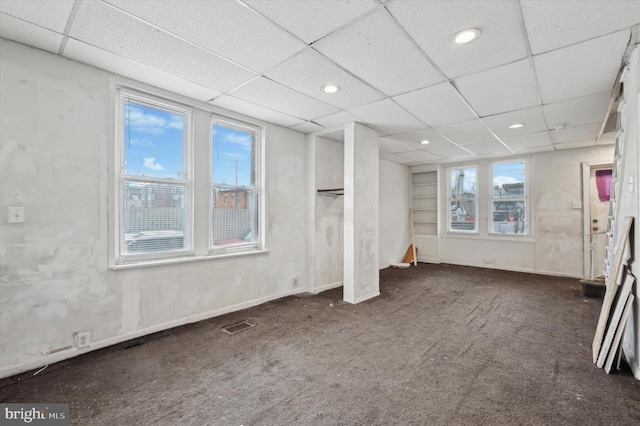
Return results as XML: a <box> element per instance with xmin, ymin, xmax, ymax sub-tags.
<box><xmin>322</xmin><ymin>84</ymin><xmax>340</xmax><ymax>94</ymax></box>
<box><xmin>454</xmin><ymin>28</ymin><xmax>481</xmax><ymax>44</ymax></box>
<box><xmin>420</xmin><ymin>140</ymin><xmax>430</xmax><ymax>145</ymax></box>
<box><xmin>508</xmin><ymin>123</ymin><xmax>525</xmax><ymax>129</ymax></box>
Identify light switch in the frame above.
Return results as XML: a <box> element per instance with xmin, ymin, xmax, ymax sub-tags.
<box><xmin>8</xmin><ymin>206</ymin><xmax>25</xmax><ymax>223</ymax></box>
<box><xmin>572</xmin><ymin>201</ymin><xmax>582</xmax><ymax>209</ymax></box>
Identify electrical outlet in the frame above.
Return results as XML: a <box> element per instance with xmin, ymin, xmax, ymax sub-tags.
<box><xmin>292</xmin><ymin>277</ymin><xmax>299</xmax><ymax>287</ymax></box>
<box><xmin>76</xmin><ymin>332</ymin><xmax>90</xmax><ymax>349</ymax></box>
<box><xmin>572</xmin><ymin>201</ymin><xmax>582</xmax><ymax>209</ymax></box>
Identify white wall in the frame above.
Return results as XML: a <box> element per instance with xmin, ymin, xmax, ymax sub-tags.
<box><xmin>314</xmin><ymin>136</ymin><xmax>344</xmax><ymax>292</ymax></box>
<box><xmin>440</xmin><ymin>146</ymin><xmax>615</xmax><ymax>278</ymax></box>
<box><xmin>378</xmin><ymin>159</ymin><xmax>411</xmax><ymax>269</ymax></box>
<box><xmin>0</xmin><ymin>40</ymin><xmax>308</xmax><ymax>378</ymax></box>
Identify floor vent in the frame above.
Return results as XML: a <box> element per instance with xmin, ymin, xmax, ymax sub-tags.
<box><xmin>222</xmin><ymin>321</ymin><xmax>255</xmax><ymax>335</ymax></box>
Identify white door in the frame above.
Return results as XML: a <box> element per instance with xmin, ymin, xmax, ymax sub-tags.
<box><xmin>589</xmin><ymin>167</ymin><xmax>612</xmax><ymax>279</ymax></box>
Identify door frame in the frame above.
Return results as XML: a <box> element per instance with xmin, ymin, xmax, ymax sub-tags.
<box><xmin>581</xmin><ymin>162</ymin><xmax>613</xmax><ymax>279</ymax></box>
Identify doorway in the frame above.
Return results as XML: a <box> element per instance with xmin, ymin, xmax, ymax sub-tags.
<box><xmin>585</xmin><ymin>165</ymin><xmax>613</xmax><ymax>280</ymax></box>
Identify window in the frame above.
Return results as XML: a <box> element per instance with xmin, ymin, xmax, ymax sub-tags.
<box><xmin>118</xmin><ymin>92</ymin><xmax>192</xmax><ymax>261</ymax></box>
<box><xmin>114</xmin><ymin>87</ymin><xmax>264</xmax><ymax>266</ymax></box>
<box><xmin>211</xmin><ymin>119</ymin><xmax>260</xmax><ymax>250</ymax></box>
<box><xmin>491</xmin><ymin>160</ymin><xmax>526</xmax><ymax>235</ymax></box>
<box><xmin>449</xmin><ymin>166</ymin><xmax>477</xmax><ymax>232</ymax></box>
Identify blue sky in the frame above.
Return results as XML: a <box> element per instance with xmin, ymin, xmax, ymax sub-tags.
<box><xmin>124</xmin><ymin>102</ymin><xmax>253</xmax><ymax>185</ymax></box>
<box><xmin>493</xmin><ymin>161</ymin><xmax>524</xmax><ymax>187</ymax></box>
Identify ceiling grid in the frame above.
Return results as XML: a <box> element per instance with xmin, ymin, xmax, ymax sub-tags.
<box><xmin>0</xmin><ymin>0</ymin><xmax>638</xmax><ymax>165</ymax></box>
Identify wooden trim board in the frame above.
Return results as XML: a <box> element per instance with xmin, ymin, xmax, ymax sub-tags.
<box><xmin>605</xmin><ymin>293</ymin><xmax>635</xmax><ymax>374</ymax></box>
<box><xmin>597</xmin><ymin>273</ymin><xmax>635</xmax><ymax>368</ymax></box>
<box><xmin>592</xmin><ymin>216</ymin><xmax>633</xmax><ymax>363</ymax></box>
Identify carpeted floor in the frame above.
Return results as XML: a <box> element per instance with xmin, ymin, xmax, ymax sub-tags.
<box><xmin>1</xmin><ymin>263</ymin><xmax>638</xmax><ymax>425</ymax></box>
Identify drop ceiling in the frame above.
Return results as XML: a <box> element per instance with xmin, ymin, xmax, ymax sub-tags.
<box><xmin>1</xmin><ymin>0</ymin><xmax>639</xmax><ymax>166</ymax></box>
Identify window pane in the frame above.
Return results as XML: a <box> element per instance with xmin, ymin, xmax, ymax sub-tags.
<box><xmin>212</xmin><ymin>123</ymin><xmax>255</xmax><ymax>186</ymax></box>
<box><xmin>212</xmin><ymin>188</ymin><xmax>256</xmax><ymax>247</ymax></box>
<box><xmin>493</xmin><ymin>161</ymin><xmax>524</xmax><ymax>198</ymax></box>
<box><xmin>450</xmin><ymin>200</ymin><xmax>476</xmax><ymax>231</ymax></box>
<box><xmin>450</xmin><ymin>167</ymin><xmax>476</xmax><ymax>198</ymax></box>
<box><xmin>123</xmin><ymin>99</ymin><xmax>186</xmax><ymax>179</ymax></box>
<box><xmin>122</xmin><ymin>181</ymin><xmax>186</xmax><ymax>253</ymax></box>
<box><xmin>492</xmin><ymin>200</ymin><xmax>526</xmax><ymax>234</ymax></box>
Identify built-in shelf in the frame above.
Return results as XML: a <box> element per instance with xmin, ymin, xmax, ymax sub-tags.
<box><xmin>414</xmin><ymin>220</ymin><xmax>437</xmax><ymax>224</ymax></box>
<box><xmin>317</xmin><ymin>188</ymin><xmax>344</xmax><ymax>196</ymax></box>
<box><xmin>412</xmin><ymin>195</ymin><xmax>437</xmax><ymax>199</ymax></box>
<box><xmin>412</xmin><ymin>183</ymin><xmax>437</xmax><ymax>186</ymax></box>
<box><xmin>413</xmin><ymin>208</ymin><xmax>437</xmax><ymax>211</ymax></box>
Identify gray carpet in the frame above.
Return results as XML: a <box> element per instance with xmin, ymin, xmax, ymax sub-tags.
<box><xmin>1</xmin><ymin>263</ymin><xmax>638</xmax><ymax>425</ymax></box>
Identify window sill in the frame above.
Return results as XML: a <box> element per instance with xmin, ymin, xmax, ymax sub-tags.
<box><xmin>443</xmin><ymin>233</ymin><xmax>535</xmax><ymax>243</ymax></box>
<box><xmin>111</xmin><ymin>249</ymin><xmax>269</xmax><ymax>270</ymax></box>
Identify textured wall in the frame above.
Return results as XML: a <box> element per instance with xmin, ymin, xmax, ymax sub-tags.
<box><xmin>0</xmin><ymin>40</ymin><xmax>308</xmax><ymax>378</ymax></box>
<box><xmin>439</xmin><ymin>146</ymin><xmax>614</xmax><ymax>277</ymax></box>
<box><xmin>378</xmin><ymin>159</ymin><xmax>411</xmax><ymax>269</ymax></box>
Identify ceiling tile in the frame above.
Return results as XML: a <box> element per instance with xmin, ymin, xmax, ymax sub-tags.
<box><xmin>244</xmin><ymin>0</ymin><xmax>378</xmax><ymax>45</ymax></box>
<box><xmin>70</xmin><ymin>1</ymin><xmax>256</xmax><ymax>93</ymax></box>
<box><xmin>433</xmin><ymin>119</ymin><xmax>496</xmax><ymax>145</ymax></box>
<box><xmin>521</xmin><ymin>0</ymin><xmax>640</xmax><ymax>54</ymax></box>
<box><xmin>314</xmin><ymin>9</ymin><xmax>444</xmax><ymax>96</ymax></box>
<box><xmin>425</xmin><ymin>145</ymin><xmax>475</xmax><ymax>159</ymax></box>
<box><xmin>388</xmin><ymin>128</ymin><xmax>453</xmax><ymax>149</ymax></box>
<box><xmin>0</xmin><ymin>13</ymin><xmax>63</xmax><ymax>54</ymax></box>
<box><xmin>65</xmin><ymin>39</ymin><xmax>221</xmax><ymax>103</ymax></box>
<box><xmin>380</xmin><ymin>151</ymin><xmax>415</xmax><ymax>165</ymax></box>
<box><xmin>0</xmin><ymin>0</ymin><xmax>74</xmax><ymax>32</ymax></box>
<box><xmin>264</xmin><ymin>49</ymin><xmax>385</xmax><ymax>109</ymax></box>
<box><xmin>393</xmin><ymin>82</ymin><xmax>477</xmax><ymax>127</ymax></box>
<box><xmin>464</xmin><ymin>140</ymin><xmax>511</xmax><ymax>156</ymax></box>
<box><xmin>542</xmin><ymin>91</ymin><xmax>610</xmax><ymax>129</ymax></box>
<box><xmin>553</xmin><ymin>139</ymin><xmax>596</xmax><ymax>150</ymax></box>
<box><xmin>512</xmin><ymin>146</ymin><xmax>554</xmax><ymax>155</ymax></box>
<box><xmin>105</xmin><ymin>0</ymin><xmax>305</xmax><ymax>72</ymax></box>
<box><xmin>454</xmin><ymin>59</ymin><xmax>539</xmax><ymax>116</ymax></box>
<box><xmin>482</xmin><ymin>106</ymin><xmax>547</xmax><ymax>137</ymax></box>
<box><xmin>289</xmin><ymin>121</ymin><xmax>324</xmax><ymax>134</ymax></box>
<box><xmin>379</xmin><ymin>137</ymin><xmax>424</xmax><ymax>154</ymax></box>
<box><xmin>313</xmin><ymin>111</ymin><xmax>359</xmax><ymax>128</ymax></box>
<box><xmin>210</xmin><ymin>95</ymin><xmax>305</xmax><ymax>128</ymax></box>
<box><xmin>395</xmin><ymin>150</ymin><xmax>443</xmax><ymax>162</ymax></box>
<box><xmin>228</xmin><ymin>77</ymin><xmax>339</xmax><ymax>120</ymax></box>
<box><xmin>502</xmin><ymin>131</ymin><xmax>553</xmax><ymax>150</ymax></box>
<box><xmin>348</xmin><ymin>99</ymin><xmax>426</xmax><ymax>135</ymax></box>
<box><xmin>550</xmin><ymin>122</ymin><xmax>601</xmax><ymax>144</ymax></box>
<box><xmin>388</xmin><ymin>0</ymin><xmax>527</xmax><ymax>78</ymax></box>
<box><xmin>534</xmin><ymin>30</ymin><xmax>630</xmax><ymax>104</ymax></box>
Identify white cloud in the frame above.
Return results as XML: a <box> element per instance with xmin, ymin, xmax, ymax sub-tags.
<box><xmin>130</xmin><ymin>138</ymin><xmax>155</xmax><ymax>147</ymax></box>
<box><xmin>494</xmin><ymin>176</ymin><xmax>518</xmax><ymax>187</ymax></box>
<box><xmin>143</xmin><ymin>157</ymin><xmax>164</xmax><ymax>171</ymax></box>
<box><xmin>126</xmin><ymin>105</ymin><xmax>182</xmax><ymax>135</ymax></box>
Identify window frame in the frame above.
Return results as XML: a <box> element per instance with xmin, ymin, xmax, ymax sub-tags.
<box><xmin>489</xmin><ymin>159</ymin><xmax>528</xmax><ymax>237</ymax></box>
<box><xmin>111</xmin><ymin>83</ymin><xmax>267</xmax><ymax>268</ymax></box>
<box><xmin>447</xmin><ymin>165</ymin><xmax>479</xmax><ymax>234</ymax></box>
<box><xmin>115</xmin><ymin>89</ymin><xmax>194</xmax><ymax>264</ymax></box>
<box><xmin>209</xmin><ymin>116</ymin><xmax>262</xmax><ymax>255</ymax></box>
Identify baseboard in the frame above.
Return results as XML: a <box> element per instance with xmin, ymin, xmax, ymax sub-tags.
<box><xmin>440</xmin><ymin>260</ymin><xmax>583</xmax><ymax>279</ymax></box>
<box><xmin>0</xmin><ymin>287</ymin><xmax>303</xmax><ymax>380</ymax></box>
<box><xmin>313</xmin><ymin>281</ymin><xmax>343</xmax><ymax>294</ymax></box>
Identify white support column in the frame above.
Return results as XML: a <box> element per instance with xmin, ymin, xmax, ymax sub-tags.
<box><xmin>343</xmin><ymin>122</ymin><xmax>380</xmax><ymax>304</ymax></box>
